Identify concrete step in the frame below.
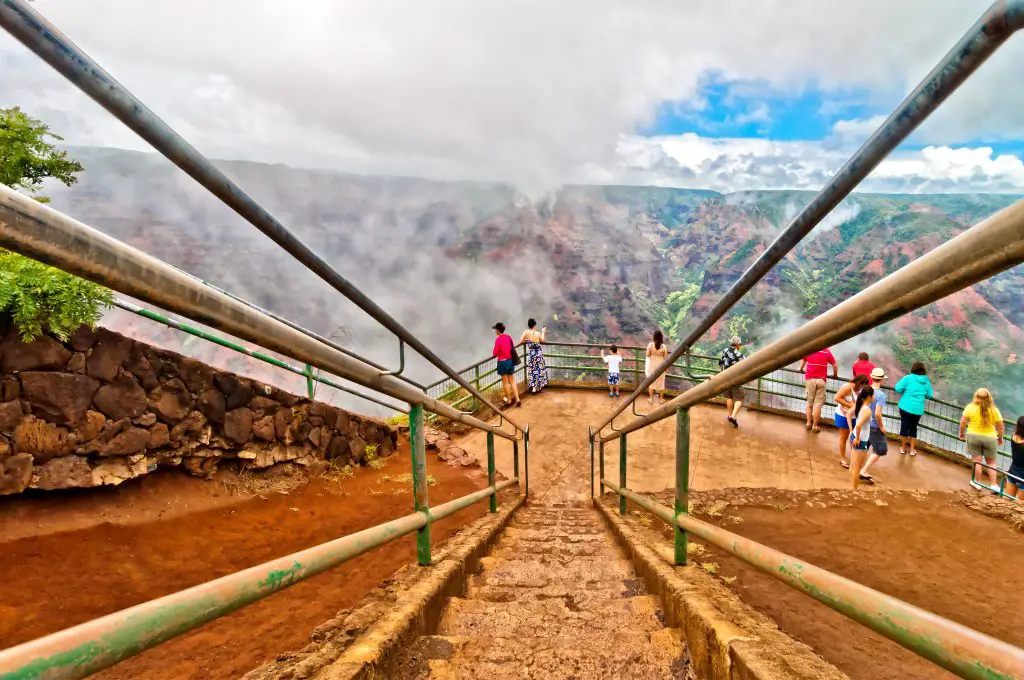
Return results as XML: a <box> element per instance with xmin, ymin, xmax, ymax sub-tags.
<box><xmin>470</xmin><ymin>555</ymin><xmax>634</xmax><ymax>589</ymax></box>
<box><xmin>401</xmin><ymin>632</ymin><xmax>688</xmax><ymax>680</ymax></box>
<box><xmin>438</xmin><ymin>595</ymin><xmax>665</xmax><ymax>639</ymax></box>
<box><xmin>466</xmin><ymin>576</ymin><xmax>647</xmax><ymax>604</ymax></box>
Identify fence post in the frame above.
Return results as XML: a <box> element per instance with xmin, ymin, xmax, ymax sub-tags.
<box><xmin>756</xmin><ymin>376</ymin><xmax>763</xmax><ymax>407</ymax></box>
<box><xmin>619</xmin><ymin>434</ymin><xmax>627</xmax><ymax>515</ymax></box>
<box><xmin>473</xmin><ymin>364</ymin><xmax>481</xmax><ymax>411</ymax></box>
<box><xmin>634</xmin><ymin>348</ymin><xmax>643</xmax><ymax>389</ymax></box>
<box><xmin>599</xmin><ymin>438</ymin><xmax>605</xmax><ymax>496</ymax></box>
<box><xmin>524</xmin><ymin>426</ymin><xmax>530</xmax><ymax>500</ymax></box>
<box><xmin>409</xmin><ymin>403</ymin><xmax>431</xmax><ymax>566</ymax></box>
<box><xmin>487</xmin><ymin>431</ymin><xmax>497</xmax><ymax>513</ymax></box>
<box><xmin>675</xmin><ymin>407</ymin><xmax>690</xmax><ymax>565</ymax></box>
<box><xmin>513</xmin><ymin>439</ymin><xmax>520</xmax><ymax>482</ymax></box>
<box><xmin>304</xmin><ymin>364</ymin><xmax>315</xmax><ymax>399</ymax></box>
<box><xmin>589</xmin><ymin>428</ymin><xmax>594</xmax><ymax>498</ymax></box>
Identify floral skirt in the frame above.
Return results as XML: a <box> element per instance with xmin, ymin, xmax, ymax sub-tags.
<box><xmin>526</xmin><ymin>342</ymin><xmax>549</xmax><ymax>390</ymax></box>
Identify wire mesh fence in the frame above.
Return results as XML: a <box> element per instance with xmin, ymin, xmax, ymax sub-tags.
<box><xmin>429</xmin><ymin>341</ymin><xmax>1016</xmax><ymax>469</ymax></box>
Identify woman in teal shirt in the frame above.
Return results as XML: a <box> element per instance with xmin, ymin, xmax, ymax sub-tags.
<box><xmin>894</xmin><ymin>361</ymin><xmax>934</xmax><ymax>456</ymax></box>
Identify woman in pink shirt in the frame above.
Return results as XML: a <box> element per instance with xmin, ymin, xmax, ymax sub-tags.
<box><xmin>492</xmin><ymin>322</ymin><xmax>521</xmax><ymax>407</ymax></box>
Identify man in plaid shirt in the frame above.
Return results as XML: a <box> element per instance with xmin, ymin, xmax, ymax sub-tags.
<box><xmin>719</xmin><ymin>336</ymin><xmax>745</xmax><ymax>427</ymax></box>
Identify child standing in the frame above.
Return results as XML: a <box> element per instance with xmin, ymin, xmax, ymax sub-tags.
<box><xmin>601</xmin><ymin>345</ymin><xmax>623</xmax><ymax>397</ymax></box>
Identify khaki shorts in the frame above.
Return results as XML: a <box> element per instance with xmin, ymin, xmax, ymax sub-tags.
<box><xmin>722</xmin><ymin>387</ymin><xmax>746</xmax><ymax>402</ymax></box>
<box><xmin>805</xmin><ymin>379</ymin><xmax>827</xmax><ymax>407</ymax></box>
<box><xmin>966</xmin><ymin>433</ymin><xmax>998</xmax><ymax>460</ymax></box>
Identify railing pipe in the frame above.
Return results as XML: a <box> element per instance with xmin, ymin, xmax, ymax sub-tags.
<box><xmin>600</xmin><ymin>199</ymin><xmax>1024</xmax><ymax>441</ymax></box>
<box><xmin>409</xmin><ymin>403</ymin><xmax>431</xmax><ymax>566</ymax></box>
<box><xmin>487</xmin><ymin>432</ymin><xmax>497</xmax><ymax>513</ymax></box>
<box><xmin>591</xmin><ymin>0</ymin><xmax>1024</xmax><ymax>438</ymax></box>
<box><xmin>114</xmin><ymin>298</ymin><xmax>410</xmax><ymax>414</ymax></box>
<box><xmin>674</xmin><ymin>407</ymin><xmax>689</xmax><ymax>565</ymax></box>
<box><xmin>603</xmin><ymin>480</ymin><xmax>1024</xmax><ymax>680</ymax></box>
<box><xmin>0</xmin><ymin>0</ymin><xmax>522</xmax><ymax>434</ymax></box>
<box><xmin>0</xmin><ymin>186</ymin><xmax>514</xmax><ymax>440</ymax></box>
<box><xmin>0</xmin><ymin>510</ymin><xmax>428</xmax><ymax>680</ymax></box>
<box><xmin>618</xmin><ymin>435</ymin><xmax>627</xmax><ymax>515</ymax></box>
<box><xmin>197</xmin><ymin>278</ymin><xmax>426</xmax><ymax>390</ymax></box>
<box><xmin>427</xmin><ymin>478</ymin><xmax>518</xmax><ymax>522</ymax></box>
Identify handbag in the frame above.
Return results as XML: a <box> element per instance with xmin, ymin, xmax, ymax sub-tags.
<box><xmin>511</xmin><ymin>343</ymin><xmax>521</xmax><ymax>365</ymax></box>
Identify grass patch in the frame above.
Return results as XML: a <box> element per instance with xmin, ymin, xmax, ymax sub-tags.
<box><xmin>1008</xmin><ymin>514</ymin><xmax>1024</xmax><ymax>533</ymax></box>
<box><xmin>385</xmin><ymin>414</ymin><xmax>410</xmax><ymax>428</ymax></box>
<box><xmin>687</xmin><ymin>542</ymin><xmax>707</xmax><ymax>558</ymax></box>
<box><xmin>727</xmin><ymin>516</ymin><xmax>744</xmax><ymax>524</ymax></box>
<box><xmin>769</xmin><ymin>502</ymin><xmax>790</xmax><ymax>513</ymax></box>
<box><xmin>703</xmin><ymin>500</ymin><xmax>729</xmax><ymax>518</ymax></box>
<box><xmin>232</xmin><ymin>466</ymin><xmax>306</xmax><ymax>498</ymax></box>
<box><xmin>721</xmin><ymin>576</ymin><xmax>737</xmax><ymax>585</ymax></box>
<box><xmin>368</xmin><ymin>458</ymin><xmax>387</xmax><ymax>471</ymax></box>
<box><xmin>700</xmin><ymin>561</ymin><xmax>719</xmax><ymax>575</ymax></box>
<box><xmin>392</xmin><ymin>472</ymin><xmax>439</xmax><ymax>487</ymax></box>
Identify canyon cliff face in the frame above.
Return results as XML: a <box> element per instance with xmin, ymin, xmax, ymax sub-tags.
<box><xmin>47</xmin><ymin>148</ymin><xmax>1023</xmax><ymax>412</ymax></box>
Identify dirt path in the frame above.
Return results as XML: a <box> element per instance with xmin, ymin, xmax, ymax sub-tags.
<box><xmin>0</xmin><ymin>442</ymin><xmax>498</xmax><ymax>679</ymax></box>
<box><xmin>670</xmin><ymin>490</ymin><xmax>1024</xmax><ymax>680</ymax></box>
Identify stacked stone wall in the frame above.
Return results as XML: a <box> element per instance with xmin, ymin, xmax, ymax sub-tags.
<box><xmin>0</xmin><ymin>317</ymin><xmax>397</xmax><ymax>495</ymax></box>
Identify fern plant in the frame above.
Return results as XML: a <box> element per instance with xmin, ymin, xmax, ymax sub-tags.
<box><xmin>0</xmin><ymin>250</ymin><xmax>113</xmax><ymax>341</ymax></box>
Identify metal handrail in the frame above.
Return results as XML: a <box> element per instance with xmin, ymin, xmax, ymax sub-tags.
<box><xmin>114</xmin><ymin>298</ymin><xmax>410</xmax><ymax>415</ymax></box>
<box><xmin>600</xmin><ymin>478</ymin><xmax>1024</xmax><ymax>679</ymax></box>
<box><xmin>0</xmin><ymin>474</ymin><xmax>522</xmax><ymax>679</ymax></box>
<box><xmin>189</xmin><ymin>275</ymin><xmax>427</xmax><ymax>391</ymax></box>
<box><xmin>592</xmin><ymin>0</ymin><xmax>1024</xmax><ymax>438</ymax></box>
<box><xmin>0</xmin><ymin>0</ymin><xmax>522</xmax><ymax>434</ymax></box>
<box><xmin>0</xmin><ymin>185</ymin><xmax>516</xmax><ymax>441</ymax></box>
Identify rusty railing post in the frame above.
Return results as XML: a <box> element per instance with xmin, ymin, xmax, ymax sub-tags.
<box><xmin>599</xmin><ymin>438</ymin><xmax>605</xmax><ymax>497</ymax></box>
<box><xmin>409</xmin><ymin>403</ymin><xmax>431</xmax><ymax>565</ymax></box>
<box><xmin>487</xmin><ymin>431</ymin><xmax>497</xmax><ymax>512</ymax></box>
<box><xmin>619</xmin><ymin>434</ymin><xmax>627</xmax><ymax>515</ymax></box>
<box><xmin>675</xmin><ymin>406</ymin><xmax>690</xmax><ymax>565</ymax></box>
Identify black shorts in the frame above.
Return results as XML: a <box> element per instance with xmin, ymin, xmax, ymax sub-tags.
<box><xmin>868</xmin><ymin>427</ymin><xmax>888</xmax><ymax>456</ymax></box>
<box><xmin>899</xmin><ymin>409</ymin><xmax>922</xmax><ymax>438</ymax></box>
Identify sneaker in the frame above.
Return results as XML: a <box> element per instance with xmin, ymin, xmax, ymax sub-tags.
<box><xmin>609</xmin><ymin>392</ymin><xmax>615</xmax><ymax>397</ymax></box>
<box><xmin>969</xmin><ymin>480</ymin><xmax>984</xmax><ymax>491</ymax></box>
<box><xmin>727</xmin><ymin>416</ymin><xmax>739</xmax><ymax>428</ymax></box>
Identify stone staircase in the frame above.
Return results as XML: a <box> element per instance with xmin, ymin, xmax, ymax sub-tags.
<box><xmin>398</xmin><ymin>502</ymin><xmax>690</xmax><ymax>679</ymax></box>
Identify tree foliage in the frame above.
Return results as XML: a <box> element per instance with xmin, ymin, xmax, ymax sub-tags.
<box><xmin>0</xmin><ymin>106</ymin><xmax>83</xmax><ymax>203</ymax></box>
<box><xmin>0</xmin><ymin>106</ymin><xmax>112</xmax><ymax>341</ymax></box>
<box><xmin>656</xmin><ymin>271</ymin><xmax>704</xmax><ymax>343</ymax></box>
<box><xmin>785</xmin><ymin>263</ymin><xmax>833</xmax><ymax>316</ymax></box>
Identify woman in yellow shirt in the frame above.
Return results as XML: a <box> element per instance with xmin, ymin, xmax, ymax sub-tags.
<box><xmin>958</xmin><ymin>388</ymin><xmax>1005</xmax><ymax>491</ymax></box>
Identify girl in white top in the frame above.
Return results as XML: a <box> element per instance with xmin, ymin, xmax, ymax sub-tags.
<box><xmin>834</xmin><ymin>374</ymin><xmax>869</xmax><ymax>470</ymax></box>
<box><xmin>851</xmin><ymin>386</ymin><xmax>875</xmax><ymax>489</ymax></box>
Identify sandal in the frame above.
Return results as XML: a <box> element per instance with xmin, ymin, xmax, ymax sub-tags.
<box><xmin>840</xmin><ymin>460</ymin><xmax>850</xmax><ymax>469</ymax></box>
<box><xmin>909</xmin><ymin>450</ymin><xmax>917</xmax><ymax>457</ymax></box>
<box><xmin>811</xmin><ymin>426</ymin><xmax>821</xmax><ymax>433</ymax></box>
<box><xmin>859</xmin><ymin>474</ymin><xmax>875</xmax><ymax>485</ymax></box>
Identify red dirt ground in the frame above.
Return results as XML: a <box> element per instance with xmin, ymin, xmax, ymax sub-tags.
<box><xmin>692</xmin><ymin>492</ymin><xmax>1024</xmax><ymax>680</ymax></box>
<box><xmin>0</xmin><ymin>442</ymin><xmax>499</xmax><ymax>679</ymax></box>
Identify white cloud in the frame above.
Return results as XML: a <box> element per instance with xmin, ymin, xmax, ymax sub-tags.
<box><xmin>831</xmin><ymin>115</ymin><xmax>889</xmax><ymax>144</ymax></box>
<box><xmin>606</xmin><ymin>134</ymin><xmax>1024</xmax><ymax>193</ymax></box>
<box><xmin>0</xmin><ymin>0</ymin><xmax>1022</xmax><ymax>192</ymax></box>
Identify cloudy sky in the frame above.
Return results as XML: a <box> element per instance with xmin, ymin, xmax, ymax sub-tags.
<box><xmin>2</xmin><ymin>0</ymin><xmax>1024</xmax><ymax>194</ymax></box>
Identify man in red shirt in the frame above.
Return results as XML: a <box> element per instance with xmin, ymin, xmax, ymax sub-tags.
<box><xmin>799</xmin><ymin>347</ymin><xmax>838</xmax><ymax>432</ymax></box>
<box><xmin>852</xmin><ymin>352</ymin><xmax>876</xmax><ymax>379</ymax></box>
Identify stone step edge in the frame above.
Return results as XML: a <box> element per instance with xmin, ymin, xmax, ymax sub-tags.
<box><xmin>241</xmin><ymin>494</ymin><xmax>526</xmax><ymax>680</ymax></box>
<box><xmin>594</xmin><ymin>499</ymin><xmax>850</xmax><ymax>680</ymax></box>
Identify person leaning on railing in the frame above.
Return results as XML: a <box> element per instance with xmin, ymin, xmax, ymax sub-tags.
<box><xmin>958</xmin><ymin>388</ymin><xmax>1004</xmax><ymax>492</ymax></box>
<box><xmin>799</xmin><ymin>346</ymin><xmax>838</xmax><ymax>433</ymax></box>
<box><xmin>893</xmin><ymin>361</ymin><xmax>934</xmax><ymax>457</ymax></box>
